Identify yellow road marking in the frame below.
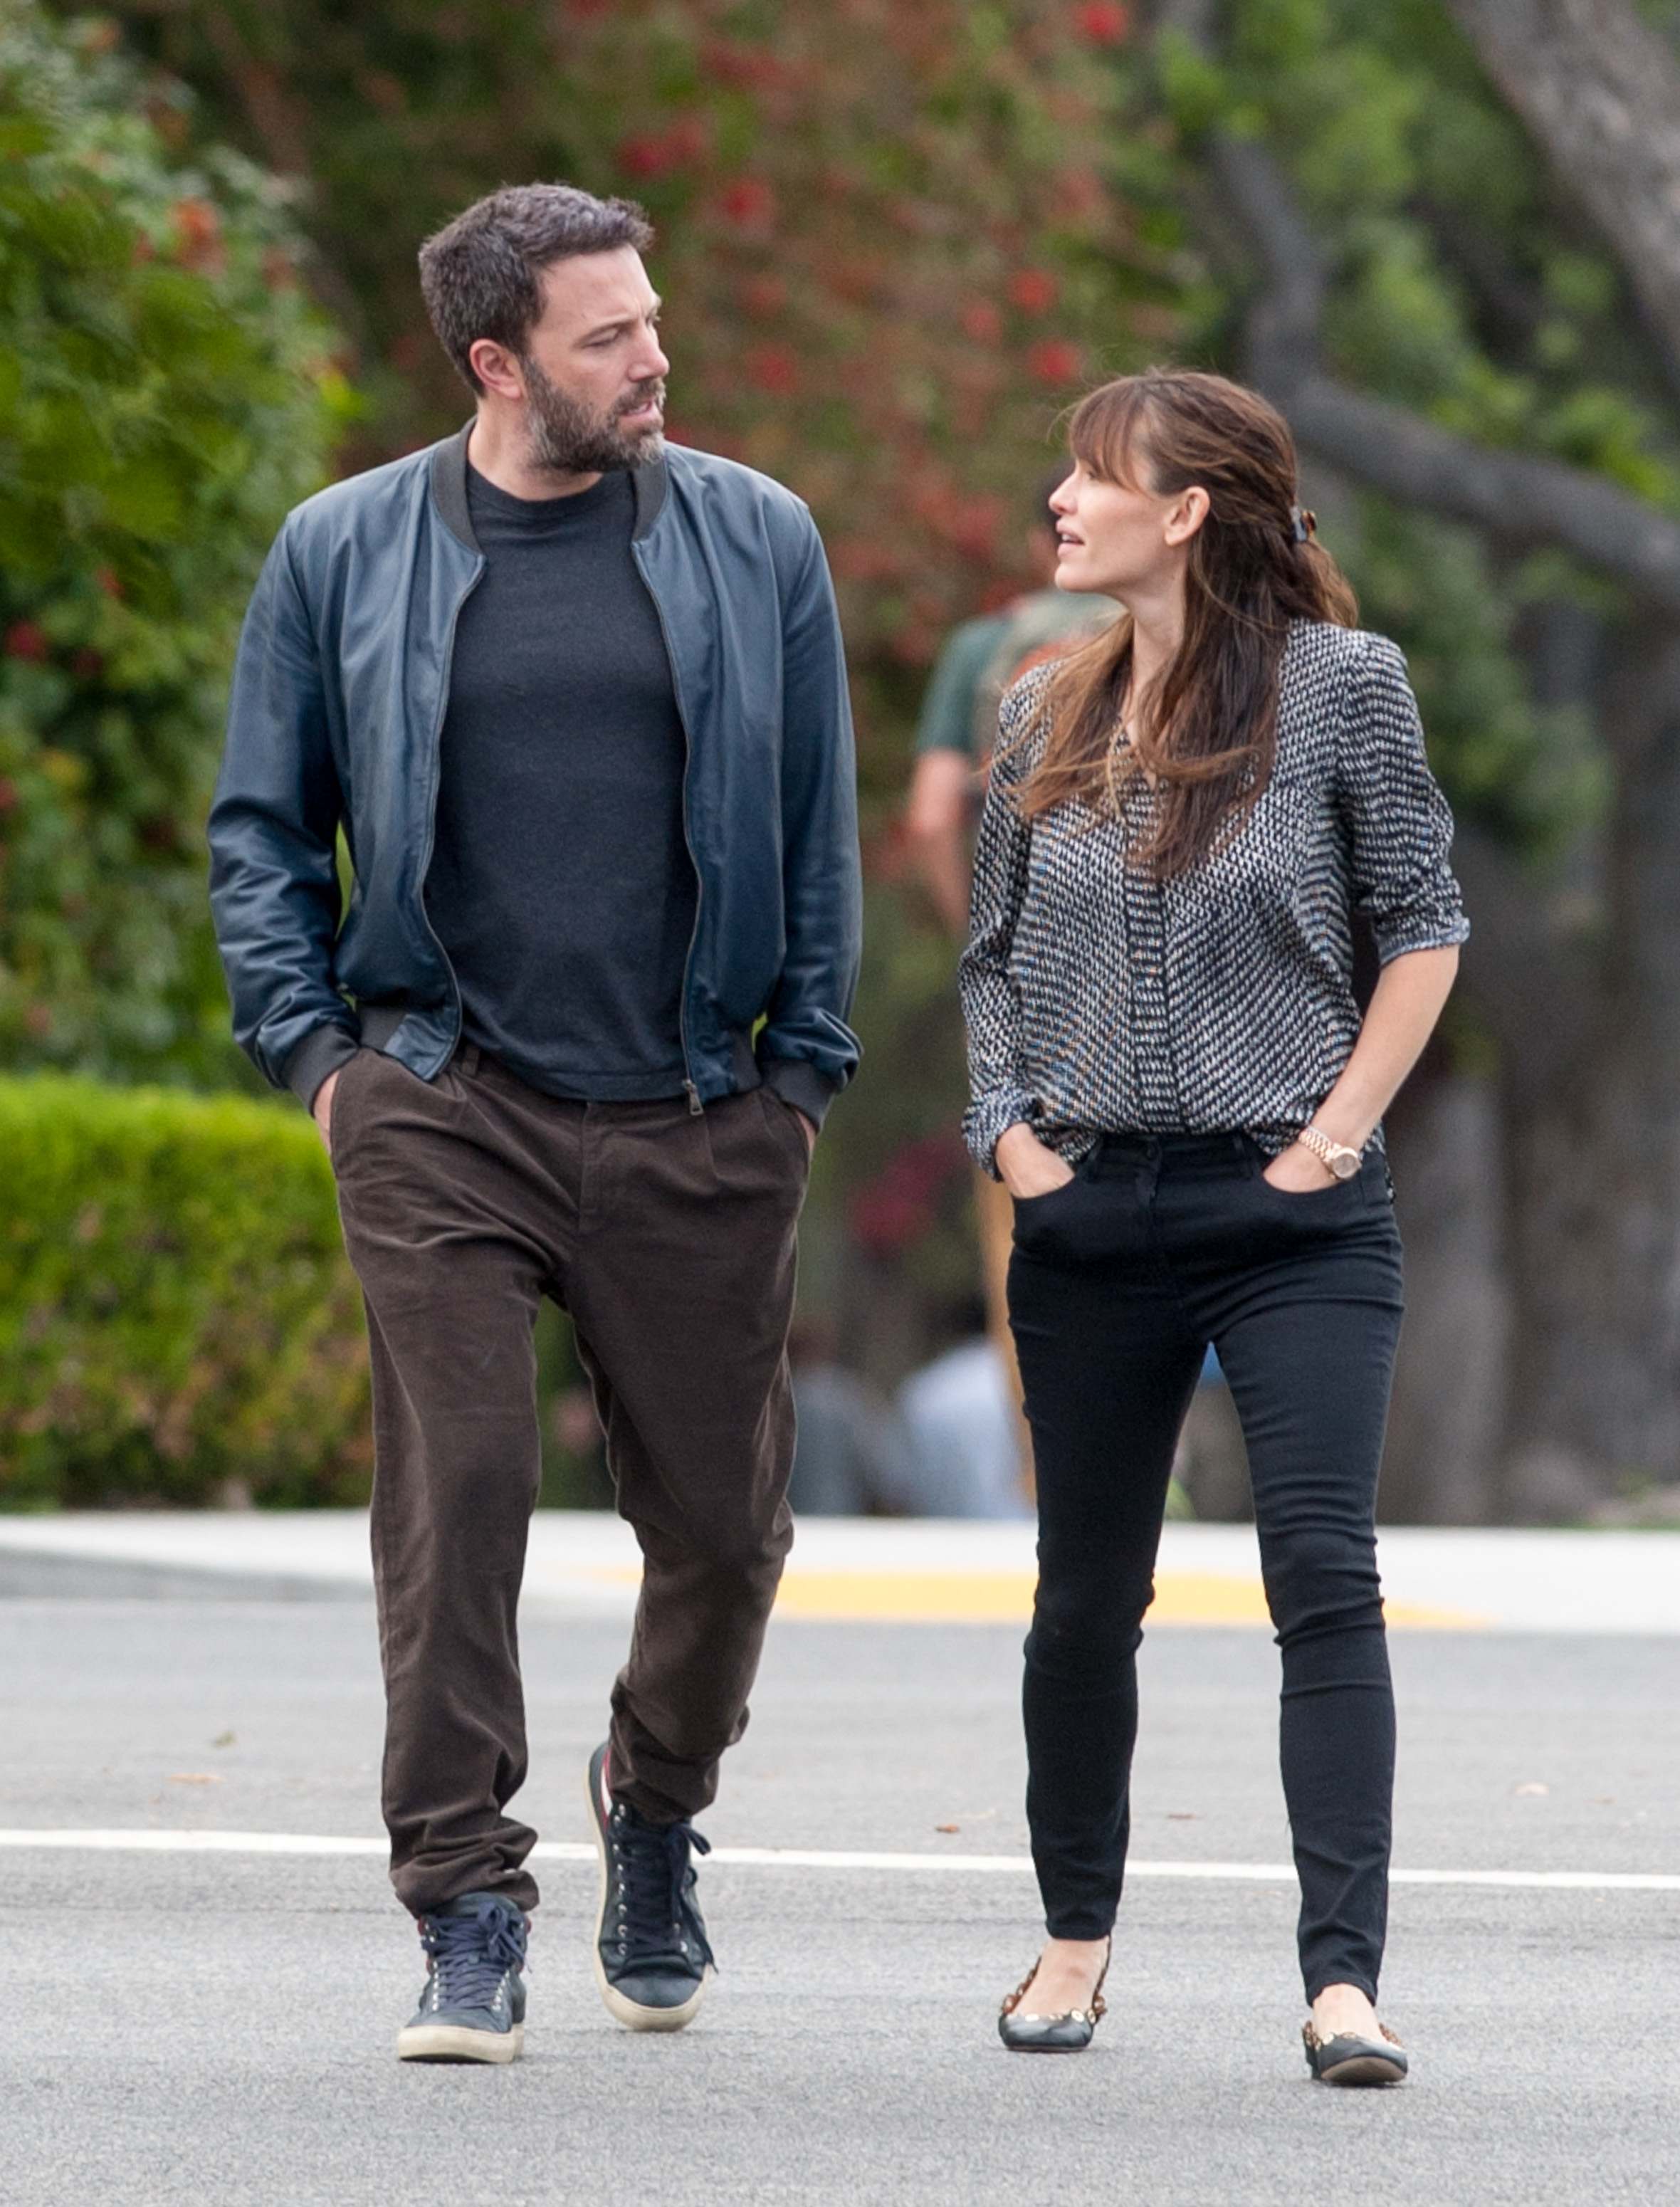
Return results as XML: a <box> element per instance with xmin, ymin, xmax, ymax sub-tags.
<box><xmin>584</xmin><ymin>1565</ymin><xmax>1485</xmax><ymax>1630</ymax></box>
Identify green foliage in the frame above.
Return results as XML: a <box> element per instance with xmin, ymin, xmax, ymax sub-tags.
<box><xmin>817</xmin><ymin>881</ymin><xmax>974</xmax><ymax>1307</ymax></box>
<box><xmin>1335</xmin><ymin>501</ymin><xmax>1604</xmax><ymax>853</ymax></box>
<box><xmin>0</xmin><ymin>1076</ymin><xmax>369</xmax><ymax>1507</ymax></box>
<box><xmin>1200</xmin><ymin>0</ymin><xmax>1680</xmax><ymax>495</ymax></box>
<box><xmin>1149</xmin><ymin>0</ymin><xmax>1652</xmax><ymax>854</ymax></box>
<box><xmin>0</xmin><ymin>2</ymin><xmax>350</xmax><ymax>1081</ymax></box>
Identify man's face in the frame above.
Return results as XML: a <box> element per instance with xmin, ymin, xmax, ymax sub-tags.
<box><xmin>509</xmin><ymin>246</ymin><xmax>669</xmax><ymax>476</ymax></box>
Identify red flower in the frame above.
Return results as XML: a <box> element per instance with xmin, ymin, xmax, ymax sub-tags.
<box><xmin>849</xmin><ymin>1185</ymin><xmax>930</xmax><ymax>1258</ymax></box>
<box><xmin>719</xmin><ymin>177</ymin><xmax>776</xmax><ymax>228</ymax></box>
<box><xmin>95</xmin><ymin>565</ymin><xmax>123</xmax><ymax>599</ymax></box>
<box><xmin>700</xmin><ymin>38</ymin><xmax>785</xmax><ymax>92</ymax></box>
<box><xmin>961</xmin><ymin>300</ymin><xmax>1003</xmax><ymax>345</ymax></box>
<box><xmin>1073</xmin><ymin>1</ymin><xmax>1130</xmax><ymax>43</ymax></box>
<box><xmin>619</xmin><ymin>136</ymin><xmax>671</xmax><ymax>179</ymax></box>
<box><xmin>616</xmin><ymin>116</ymin><xmax>708</xmax><ymax>179</ymax></box>
<box><xmin>740</xmin><ymin>274</ymin><xmax>788</xmax><ymax>317</ymax></box>
<box><xmin>1008</xmin><ymin>268</ymin><xmax>1059</xmax><ymax>315</ymax></box>
<box><xmin>744</xmin><ymin>345</ymin><xmax>800</xmax><ymax>396</ymax></box>
<box><xmin>170</xmin><ymin>197</ymin><xmax>224</xmax><ymax>274</ymax></box>
<box><xmin>950</xmin><ymin>496</ymin><xmax>1004</xmax><ymax>562</ymax></box>
<box><xmin>0</xmin><ymin>779</ymin><xmax>20</xmax><ymax>815</ymax></box>
<box><xmin>1056</xmin><ymin>165</ymin><xmax>1105</xmax><ymax>221</ymax></box>
<box><xmin>848</xmin><ymin>1133</ymin><xmax>968</xmax><ymax>1259</ymax></box>
<box><xmin>1027</xmin><ymin>339</ymin><xmax>1083</xmax><ymax>385</ymax></box>
<box><xmin>4</xmin><ymin>620</ymin><xmax>48</xmax><ymax>662</ymax></box>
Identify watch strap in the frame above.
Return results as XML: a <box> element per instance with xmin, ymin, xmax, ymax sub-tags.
<box><xmin>1298</xmin><ymin>1125</ymin><xmax>1362</xmax><ymax>1179</ymax></box>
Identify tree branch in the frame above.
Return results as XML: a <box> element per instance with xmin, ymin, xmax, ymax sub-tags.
<box><xmin>1209</xmin><ymin>135</ymin><xmax>1680</xmax><ymax>607</ymax></box>
<box><xmin>1444</xmin><ymin>0</ymin><xmax>1680</xmax><ymax>401</ymax></box>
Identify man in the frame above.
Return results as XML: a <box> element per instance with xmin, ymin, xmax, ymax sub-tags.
<box><xmin>903</xmin><ymin>479</ymin><xmax>1111</xmax><ymax>1486</ymax></box>
<box><xmin>209</xmin><ymin>184</ymin><xmax>861</xmax><ymax>2063</ymax></box>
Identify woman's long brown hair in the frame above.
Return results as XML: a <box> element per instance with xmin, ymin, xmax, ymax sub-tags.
<box><xmin>1014</xmin><ymin>369</ymin><xmax>1359</xmax><ymax>876</ymax></box>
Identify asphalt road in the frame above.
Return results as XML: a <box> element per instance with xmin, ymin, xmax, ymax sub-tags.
<box><xmin>2</xmin><ymin>1572</ymin><xmax>1676</xmax><ymax>2206</ymax></box>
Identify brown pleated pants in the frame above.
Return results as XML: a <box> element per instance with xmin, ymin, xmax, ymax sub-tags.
<box><xmin>330</xmin><ymin>1043</ymin><xmax>807</xmax><ymax>1915</ymax></box>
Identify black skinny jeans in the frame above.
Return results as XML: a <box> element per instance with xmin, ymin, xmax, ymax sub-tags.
<box><xmin>1008</xmin><ymin>1130</ymin><xmax>1405</xmax><ymax>2003</ymax></box>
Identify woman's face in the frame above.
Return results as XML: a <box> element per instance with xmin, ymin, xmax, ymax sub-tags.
<box><xmin>1049</xmin><ymin>454</ymin><xmax>1207</xmax><ymax>604</ymax></box>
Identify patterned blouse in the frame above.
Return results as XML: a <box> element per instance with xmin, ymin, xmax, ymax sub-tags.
<box><xmin>959</xmin><ymin>620</ymin><xmax>1469</xmax><ymax>1174</ymax></box>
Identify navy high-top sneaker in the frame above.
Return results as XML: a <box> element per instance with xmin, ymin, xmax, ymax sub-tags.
<box><xmin>396</xmin><ymin>1890</ymin><xmax>528</xmax><ymax>2063</ymax></box>
<box><xmin>587</xmin><ymin>1742</ymin><xmax>713</xmax><ymax>2032</ymax></box>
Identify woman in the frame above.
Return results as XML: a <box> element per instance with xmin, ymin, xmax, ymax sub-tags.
<box><xmin>960</xmin><ymin>369</ymin><xmax>1466</xmax><ymax>2085</ymax></box>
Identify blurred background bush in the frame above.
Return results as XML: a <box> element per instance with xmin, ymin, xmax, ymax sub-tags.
<box><xmin>7</xmin><ymin>0</ymin><xmax>1680</xmax><ymax>1519</ymax></box>
<box><xmin>0</xmin><ymin>1076</ymin><xmax>367</xmax><ymax>1505</ymax></box>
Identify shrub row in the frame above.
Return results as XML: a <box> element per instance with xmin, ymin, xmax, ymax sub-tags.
<box><xmin>0</xmin><ymin>1076</ymin><xmax>370</xmax><ymax>1508</ymax></box>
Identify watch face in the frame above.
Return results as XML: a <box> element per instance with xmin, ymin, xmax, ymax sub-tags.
<box><xmin>1331</xmin><ymin>1150</ymin><xmax>1360</xmax><ymax>1180</ymax></box>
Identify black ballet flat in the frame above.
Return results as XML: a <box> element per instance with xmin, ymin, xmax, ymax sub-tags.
<box><xmin>1302</xmin><ymin>2020</ymin><xmax>1408</xmax><ymax>2085</ymax></box>
<box><xmin>997</xmin><ymin>1941</ymin><xmax>1110</xmax><ymax>2053</ymax></box>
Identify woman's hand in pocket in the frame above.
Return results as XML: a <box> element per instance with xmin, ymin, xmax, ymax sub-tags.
<box><xmin>995</xmin><ymin>1123</ymin><xmax>1077</xmax><ymax>1199</ymax></box>
<box><xmin>1262</xmin><ymin>1138</ymin><xmax>1337</xmax><ymax>1192</ymax></box>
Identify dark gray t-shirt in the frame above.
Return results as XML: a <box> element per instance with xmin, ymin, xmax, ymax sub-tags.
<box><xmin>424</xmin><ymin>465</ymin><xmax>698</xmax><ymax>1101</ymax></box>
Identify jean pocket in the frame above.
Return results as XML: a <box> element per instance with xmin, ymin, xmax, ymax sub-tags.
<box><xmin>755</xmin><ymin>1086</ymin><xmax>814</xmax><ymax>1179</ymax></box>
<box><xmin>1012</xmin><ymin>1174</ymin><xmax>1082</xmax><ymax>1209</ymax></box>
<box><xmin>1011</xmin><ymin>1170</ymin><xmax>1117</xmax><ymax>1262</ymax></box>
<box><xmin>1255</xmin><ymin>1153</ymin><xmax>1387</xmax><ymax>1226</ymax></box>
<box><xmin>325</xmin><ymin>1048</ymin><xmax>375</xmax><ymax>1160</ymax></box>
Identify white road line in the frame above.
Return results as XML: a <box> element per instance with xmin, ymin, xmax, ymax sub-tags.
<box><xmin>0</xmin><ymin>1829</ymin><xmax>1676</xmax><ymax>1892</ymax></box>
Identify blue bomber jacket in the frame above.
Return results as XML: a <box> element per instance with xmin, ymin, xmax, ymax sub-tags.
<box><xmin>208</xmin><ymin>427</ymin><xmax>863</xmax><ymax>1124</ymax></box>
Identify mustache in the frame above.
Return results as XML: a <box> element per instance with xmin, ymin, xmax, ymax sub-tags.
<box><xmin>616</xmin><ymin>378</ymin><xmax>665</xmax><ymax>419</ymax></box>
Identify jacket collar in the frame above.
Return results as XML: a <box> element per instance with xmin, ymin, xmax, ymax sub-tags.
<box><xmin>429</xmin><ymin>419</ymin><xmax>669</xmax><ymax>551</ymax></box>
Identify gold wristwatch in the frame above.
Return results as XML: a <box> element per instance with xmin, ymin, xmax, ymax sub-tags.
<box><xmin>1297</xmin><ymin>1126</ymin><xmax>1363</xmax><ymax>1181</ymax></box>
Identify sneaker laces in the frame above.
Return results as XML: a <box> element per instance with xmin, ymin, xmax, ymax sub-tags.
<box><xmin>613</xmin><ymin>1810</ymin><xmax>715</xmax><ymax>1971</ymax></box>
<box><xmin>419</xmin><ymin>1899</ymin><xmax>527</xmax><ymax>2013</ymax></box>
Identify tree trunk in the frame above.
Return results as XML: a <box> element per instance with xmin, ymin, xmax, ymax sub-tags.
<box><xmin>1494</xmin><ymin>619</ymin><xmax>1680</xmax><ymax>1511</ymax></box>
<box><xmin>1445</xmin><ymin>0</ymin><xmax>1680</xmax><ymax>399</ymax></box>
<box><xmin>1380</xmin><ymin>1066</ymin><xmax>1510</xmax><ymax>1522</ymax></box>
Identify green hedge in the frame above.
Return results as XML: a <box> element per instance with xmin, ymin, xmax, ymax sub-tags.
<box><xmin>0</xmin><ymin>1075</ymin><xmax>369</xmax><ymax>1507</ymax></box>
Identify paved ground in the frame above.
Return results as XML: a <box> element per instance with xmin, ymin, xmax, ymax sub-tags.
<box><xmin>2</xmin><ymin>1538</ymin><xmax>1678</xmax><ymax>2206</ymax></box>
<box><xmin>5</xmin><ymin>1508</ymin><xmax>1680</xmax><ymax>1628</ymax></box>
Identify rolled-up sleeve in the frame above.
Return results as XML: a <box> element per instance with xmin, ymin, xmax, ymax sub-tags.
<box><xmin>1337</xmin><ymin>635</ymin><xmax>1470</xmax><ymax>963</ymax></box>
<box><xmin>958</xmin><ymin>682</ymin><xmax>1042</xmax><ymax>1175</ymax></box>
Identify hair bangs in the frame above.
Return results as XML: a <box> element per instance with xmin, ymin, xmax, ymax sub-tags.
<box><xmin>1066</xmin><ymin>382</ymin><xmax>1155</xmax><ymax>489</ymax></box>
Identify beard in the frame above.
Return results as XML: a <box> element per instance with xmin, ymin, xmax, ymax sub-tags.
<box><xmin>520</xmin><ymin>357</ymin><xmax>666</xmax><ymax>476</ymax></box>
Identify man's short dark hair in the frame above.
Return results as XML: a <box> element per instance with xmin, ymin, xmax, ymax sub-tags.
<box><xmin>419</xmin><ymin>184</ymin><xmax>656</xmax><ymax>394</ymax></box>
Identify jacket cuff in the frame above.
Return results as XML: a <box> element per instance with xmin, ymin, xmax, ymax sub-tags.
<box><xmin>962</xmin><ymin>1084</ymin><xmax>1039</xmax><ymax>1179</ymax></box>
<box><xmin>281</xmin><ymin>1023</ymin><xmax>361</xmax><ymax>1111</ymax></box>
<box><xmin>760</xmin><ymin>1057</ymin><xmax>841</xmax><ymax>1130</ymax></box>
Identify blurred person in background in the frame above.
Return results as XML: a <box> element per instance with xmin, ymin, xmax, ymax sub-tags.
<box><xmin>885</xmin><ymin>1297</ymin><xmax>1034</xmax><ymax>1520</ymax></box>
<box><xmin>904</xmin><ymin>478</ymin><xmax>1115</xmax><ymax>1495</ymax></box>
<box><xmin>209</xmin><ymin>184</ymin><xmax>860</xmax><ymax>2063</ymax></box>
<box><xmin>962</xmin><ymin>370</ymin><xmax>1464</xmax><ymax>2080</ymax></box>
<box><xmin>786</xmin><ymin>1315</ymin><xmax>902</xmax><ymax>1516</ymax></box>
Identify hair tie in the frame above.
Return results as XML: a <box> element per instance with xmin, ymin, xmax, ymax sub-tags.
<box><xmin>1290</xmin><ymin>505</ymin><xmax>1317</xmax><ymax>545</ymax></box>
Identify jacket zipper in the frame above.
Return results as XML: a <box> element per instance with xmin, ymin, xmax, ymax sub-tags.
<box><xmin>633</xmin><ymin>539</ymin><xmax>705</xmax><ymax>1114</ymax></box>
<box><xmin>415</xmin><ymin>559</ymin><xmax>483</xmax><ymax>1047</ymax></box>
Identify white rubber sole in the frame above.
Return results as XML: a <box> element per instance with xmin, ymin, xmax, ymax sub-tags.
<box><xmin>395</xmin><ymin>2020</ymin><xmax>524</xmax><ymax>2064</ymax></box>
<box><xmin>586</xmin><ymin>1754</ymin><xmax>708</xmax><ymax>2034</ymax></box>
<box><xmin>590</xmin><ymin>1949</ymin><xmax>708</xmax><ymax>2033</ymax></box>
